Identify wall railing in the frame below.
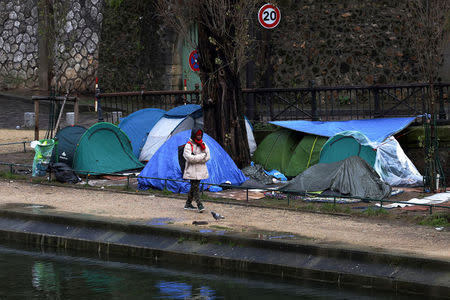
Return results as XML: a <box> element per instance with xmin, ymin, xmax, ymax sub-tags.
<box><xmin>96</xmin><ymin>82</ymin><xmax>450</xmax><ymax>125</ymax></box>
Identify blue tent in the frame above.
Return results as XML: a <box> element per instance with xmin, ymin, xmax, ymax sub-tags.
<box><xmin>138</xmin><ymin>130</ymin><xmax>248</xmax><ymax>193</ymax></box>
<box><xmin>118</xmin><ymin>108</ymin><xmax>165</xmax><ymax>158</ymax></box>
<box><xmin>270</xmin><ymin>117</ymin><xmax>417</xmax><ymax>143</ymax></box>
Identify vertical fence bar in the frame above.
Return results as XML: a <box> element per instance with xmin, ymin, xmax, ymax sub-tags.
<box><xmin>96</xmin><ymin>86</ymin><xmax>103</xmax><ymax>122</ymax></box>
<box><xmin>438</xmin><ymin>84</ymin><xmax>446</xmax><ymax>120</ymax></box>
<box><xmin>34</xmin><ymin>98</ymin><xmax>40</xmax><ymax>141</ymax></box>
<box><xmin>310</xmin><ymin>81</ymin><xmax>318</xmax><ymax>121</ymax></box>
<box><xmin>74</xmin><ymin>97</ymin><xmax>79</xmax><ymax>125</ymax></box>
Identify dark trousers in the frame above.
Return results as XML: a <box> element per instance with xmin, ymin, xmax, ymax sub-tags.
<box><xmin>186</xmin><ymin>180</ymin><xmax>202</xmax><ymax>205</ymax></box>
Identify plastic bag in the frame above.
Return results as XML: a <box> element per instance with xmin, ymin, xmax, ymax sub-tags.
<box><xmin>32</xmin><ymin>139</ymin><xmax>55</xmax><ymax>177</ymax></box>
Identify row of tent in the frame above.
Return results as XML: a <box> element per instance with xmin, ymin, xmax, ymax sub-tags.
<box><xmin>52</xmin><ymin>123</ymin><xmax>248</xmax><ymax>193</ymax></box>
<box><xmin>253</xmin><ymin>118</ymin><xmax>423</xmax><ymax>187</ymax></box>
<box><xmin>51</xmin><ymin>104</ymin><xmax>253</xmax><ymax>193</ymax></box>
<box><xmin>50</xmin><ymin>105</ymin><xmax>423</xmax><ymax>195</ymax></box>
<box><xmin>118</xmin><ymin>104</ymin><xmax>256</xmax><ymax>161</ymax></box>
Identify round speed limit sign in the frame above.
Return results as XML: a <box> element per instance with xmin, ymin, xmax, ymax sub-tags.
<box><xmin>258</xmin><ymin>3</ymin><xmax>281</xmax><ymax>29</ymax></box>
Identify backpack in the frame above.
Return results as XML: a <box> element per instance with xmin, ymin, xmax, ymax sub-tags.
<box><xmin>178</xmin><ymin>141</ymin><xmax>193</xmax><ymax>174</ymax></box>
<box><xmin>49</xmin><ymin>162</ymin><xmax>80</xmax><ymax>184</ymax></box>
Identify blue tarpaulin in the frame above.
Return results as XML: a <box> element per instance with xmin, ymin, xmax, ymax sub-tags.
<box><xmin>270</xmin><ymin>117</ymin><xmax>417</xmax><ymax>143</ymax></box>
<box><xmin>165</xmin><ymin>104</ymin><xmax>202</xmax><ymax>118</ymax></box>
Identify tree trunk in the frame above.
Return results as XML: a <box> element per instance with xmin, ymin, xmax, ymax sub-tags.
<box><xmin>197</xmin><ymin>20</ymin><xmax>250</xmax><ymax>168</ymax></box>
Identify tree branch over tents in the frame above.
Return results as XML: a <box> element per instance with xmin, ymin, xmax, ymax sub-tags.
<box><xmin>156</xmin><ymin>0</ymin><xmax>259</xmax><ymax>168</ymax></box>
<box><xmin>406</xmin><ymin>0</ymin><xmax>450</xmax><ymax>192</ymax></box>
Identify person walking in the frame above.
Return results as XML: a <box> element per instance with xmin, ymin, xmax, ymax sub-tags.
<box><xmin>183</xmin><ymin>126</ymin><xmax>210</xmax><ymax>212</ymax></box>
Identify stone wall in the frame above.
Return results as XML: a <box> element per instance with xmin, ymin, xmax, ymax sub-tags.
<box><xmin>0</xmin><ymin>0</ymin><xmax>103</xmax><ymax>93</ymax></box>
<box><xmin>1</xmin><ymin>0</ymin><xmax>449</xmax><ymax>93</ymax></box>
<box><xmin>254</xmin><ymin>0</ymin><xmax>425</xmax><ymax>87</ymax></box>
<box><xmin>97</xmin><ymin>0</ymin><xmax>179</xmax><ymax>92</ymax></box>
<box><xmin>0</xmin><ymin>0</ymin><xmax>39</xmax><ymax>89</ymax></box>
<box><xmin>52</xmin><ymin>0</ymin><xmax>104</xmax><ymax>93</ymax></box>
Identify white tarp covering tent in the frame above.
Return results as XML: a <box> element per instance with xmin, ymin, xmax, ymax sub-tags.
<box><xmin>139</xmin><ymin>104</ymin><xmax>257</xmax><ymax>162</ymax></box>
<box><xmin>374</xmin><ymin>136</ymin><xmax>422</xmax><ymax>186</ymax></box>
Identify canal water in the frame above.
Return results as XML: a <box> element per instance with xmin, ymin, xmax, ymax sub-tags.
<box><xmin>0</xmin><ymin>244</ymin><xmax>426</xmax><ymax>300</ymax></box>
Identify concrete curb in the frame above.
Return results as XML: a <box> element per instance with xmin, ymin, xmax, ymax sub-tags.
<box><xmin>0</xmin><ymin>208</ymin><xmax>448</xmax><ymax>298</ymax></box>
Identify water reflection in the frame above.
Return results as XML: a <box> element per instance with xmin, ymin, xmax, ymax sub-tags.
<box><xmin>0</xmin><ymin>244</ymin><xmax>429</xmax><ymax>300</ymax></box>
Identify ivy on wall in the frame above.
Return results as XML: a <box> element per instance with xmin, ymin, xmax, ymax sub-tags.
<box><xmin>98</xmin><ymin>0</ymin><xmax>167</xmax><ymax>92</ymax></box>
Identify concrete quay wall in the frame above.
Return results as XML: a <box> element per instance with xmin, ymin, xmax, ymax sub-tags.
<box><xmin>0</xmin><ymin>209</ymin><xmax>448</xmax><ymax>298</ymax></box>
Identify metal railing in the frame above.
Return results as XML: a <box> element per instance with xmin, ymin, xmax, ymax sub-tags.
<box><xmin>242</xmin><ymin>82</ymin><xmax>450</xmax><ymax>123</ymax></box>
<box><xmin>96</xmin><ymin>88</ymin><xmax>201</xmax><ymax>123</ymax></box>
<box><xmin>96</xmin><ymin>82</ymin><xmax>449</xmax><ymax>124</ymax></box>
<box><xmin>1</xmin><ymin>162</ymin><xmax>446</xmax><ymax>215</ymax></box>
<box><xmin>0</xmin><ymin>141</ymin><xmax>29</xmax><ymax>153</ymax></box>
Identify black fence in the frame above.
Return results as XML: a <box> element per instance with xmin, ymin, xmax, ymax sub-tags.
<box><xmin>97</xmin><ymin>89</ymin><xmax>201</xmax><ymax>123</ymax></box>
<box><xmin>97</xmin><ymin>83</ymin><xmax>450</xmax><ymax>124</ymax></box>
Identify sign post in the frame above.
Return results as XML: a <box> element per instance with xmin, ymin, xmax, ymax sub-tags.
<box><xmin>258</xmin><ymin>3</ymin><xmax>281</xmax><ymax>29</ymax></box>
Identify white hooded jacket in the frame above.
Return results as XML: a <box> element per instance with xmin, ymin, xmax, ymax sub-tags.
<box><xmin>183</xmin><ymin>132</ymin><xmax>210</xmax><ymax>180</ymax></box>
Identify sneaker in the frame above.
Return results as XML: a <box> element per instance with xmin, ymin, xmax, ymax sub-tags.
<box><xmin>197</xmin><ymin>203</ymin><xmax>205</xmax><ymax>212</ymax></box>
<box><xmin>184</xmin><ymin>203</ymin><xmax>197</xmax><ymax>210</ymax></box>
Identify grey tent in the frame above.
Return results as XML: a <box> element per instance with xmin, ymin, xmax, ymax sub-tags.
<box><xmin>280</xmin><ymin>156</ymin><xmax>391</xmax><ymax>199</ymax></box>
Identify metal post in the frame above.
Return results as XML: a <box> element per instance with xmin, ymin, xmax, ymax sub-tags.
<box><xmin>246</xmin><ymin>188</ymin><xmax>249</xmax><ymax>202</ymax></box>
<box><xmin>438</xmin><ymin>84</ymin><xmax>446</xmax><ymax>120</ymax></box>
<box><xmin>194</xmin><ymin>83</ymin><xmax>200</xmax><ymax>104</ymax></box>
<box><xmin>374</xmin><ymin>87</ymin><xmax>381</xmax><ymax>118</ymax></box>
<box><xmin>34</xmin><ymin>98</ymin><xmax>40</xmax><ymax>141</ymax></box>
<box><xmin>429</xmin><ymin>205</ymin><xmax>432</xmax><ymax>215</ymax></box>
<box><xmin>126</xmin><ymin>175</ymin><xmax>130</xmax><ymax>189</ymax></box>
<box><xmin>9</xmin><ymin>164</ymin><xmax>13</xmax><ymax>174</ymax></box>
<box><xmin>86</xmin><ymin>173</ymin><xmax>89</xmax><ymax>185</ymax></box>
<box><xmin>96</xmin><ymin>82</ymin><xmax>103</xmax><ymax>122</ymax></box>
<box><xmin>310</xmin><ymin>80</ymin><xmax>318</xmax><ymax>121</ymax></box>
<box><xmin>23</xmin><ymin>142</ymin><xmax>26</xmax><ymax>153</ymax></box>
<box><xmin>74</xmin><ymin>97</ymin><xmax>79</xmax><ymax>124</ymax></box>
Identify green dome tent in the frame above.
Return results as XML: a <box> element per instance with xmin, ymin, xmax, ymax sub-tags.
<box><xmin>286</xmin><ymin>135</ymin><xmax>327</xmax><ymax>176</ymax></box>
<box><xmin>73</xmin><ymin>122</ymin><xmax>144</xmax><ymax>174</ymax></box>
<box><xmin>319</xmin><ymin>131</ymin><xmax>376</xmax><ymax>167</ymax></box>
<box><xmin>51</xmin><ymin>125</ymin><xmax>87</xmax><ymax>167</ymax></box>
<box><xmin>252</xmin><ymin>129</ymin><xmax>327</xmax><ymax>177</ymax></box>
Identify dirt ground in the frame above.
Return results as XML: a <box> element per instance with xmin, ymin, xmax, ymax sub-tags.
<box><xmin>0</xmin><ymin>129</ymin><xmax>449</xmax><ymax>261</ymax></box>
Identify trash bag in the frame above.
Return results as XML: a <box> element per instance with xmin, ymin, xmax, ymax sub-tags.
<box><xmin>49</xmin><ymin>162</ymin><xmax>80</xmax><ymax>183</ymax></box>
<box><xmin>32</xmin><ymin>139</ymin><xmax>55</xmax><ymax>177</ymax></box>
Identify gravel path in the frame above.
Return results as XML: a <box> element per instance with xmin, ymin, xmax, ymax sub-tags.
<box><xmin>1</xmin><ymin>180</ymin><xmax>448</xmax><ymax>260</ymax></box>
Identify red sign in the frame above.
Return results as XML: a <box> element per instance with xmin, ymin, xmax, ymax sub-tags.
<box><xmin>189</xmin><ymin>50</ymin><xmax>200</xmax><ymax>72</ymax></box>
<box><xmin>258</xmin><ymin>3</ymin><xmax>281</xmax><ymax>29</ymax></box>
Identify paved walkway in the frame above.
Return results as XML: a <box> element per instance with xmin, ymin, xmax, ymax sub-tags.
<box><xmin>1</xmin><ymin>180</ymin><xmax>449</xmax><ymax>261</ymax></box>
